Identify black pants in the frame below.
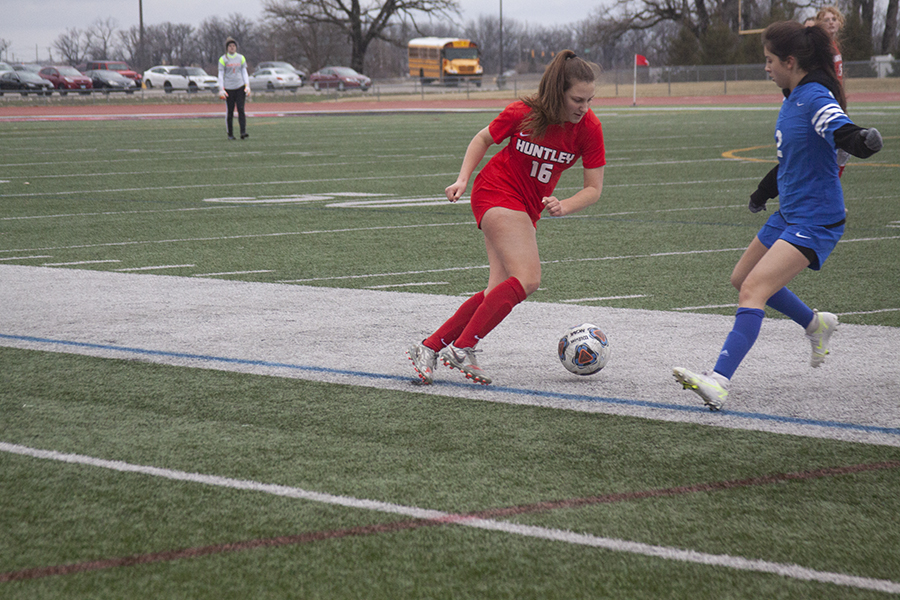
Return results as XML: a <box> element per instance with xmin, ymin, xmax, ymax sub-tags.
<box><xmin>225</xmin><ymin>87</ymin><xmax>246</xmax><ymax>136</ymax></box>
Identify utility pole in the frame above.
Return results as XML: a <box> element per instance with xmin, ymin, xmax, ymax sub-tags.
<box><xmin>139</xmin><ymin>0</ymin><xmax>145</xmax><ymax>70</ymax></box>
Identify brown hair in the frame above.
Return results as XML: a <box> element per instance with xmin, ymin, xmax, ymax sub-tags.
<box><xmin>520</xmin><ymin>50</ymin><xmax>598</xmax><ymax>139</ymax></box>
<box><xmin>762</xmin><ymin>21</ymin><xmax>846</xmax><ymax>110</ymax></box>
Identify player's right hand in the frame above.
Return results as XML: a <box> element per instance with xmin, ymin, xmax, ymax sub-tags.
<box><xmin>219</xmin><ymin>90</ymin><xmax>228</xmax><ymax>100</ymax></box>
<box><xmin>445</xmin><ymin>181</ymin><xmax>466</xmax><ymax>202</ymax></box>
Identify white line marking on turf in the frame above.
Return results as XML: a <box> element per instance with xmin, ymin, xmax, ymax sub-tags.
<box><xmin>0</xmin><ymin>206</ymin><xmax>241</xmax><ymax>221</ymax></box>
<box><xmin>192</xmin><ymin>270</ymin><xmax>274</xmax><ymax>277</ymax></box>
<box><xmin>561</xmin><ymin>294</ymin><xmax>649</xmax><ymax>303</ymax></box>
<box><xmin>837</xmin><ymin>308</ymin><xmax>900</xmax><ymax>316</ymax></box>
<box><xmin>1</xmin><ymin>222</ymin><xmax>469</xmax><ymax>255</ymax></box>
<box><xmin>366</xmin><ymin>282</ymin><xmax>450</xmax><ymax>289</ymax></box>
<box><xmin>115</xmin><ymin>264</ymin><xmax>196</xmax><ymax>272</ymax></box>
<box><xmin>0</xmin><ymin>255</ymin><xmax>52</xmax><ymax>261</ymax></box>
<box><xmin>2</xmin><ymin>441</ymin><xmax>897</xmax><ymax>594</ymax></box>
<box><xmin>42</xmin><ymin>260</ymin><xmax>121</xmax><ymax>267</ymax></box>
<box><xmin>674</xmin><ymin>303</ymin><xmax>739</xmax><ymax>311</ymax></box>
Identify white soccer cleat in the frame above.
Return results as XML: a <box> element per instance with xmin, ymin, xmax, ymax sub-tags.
<box><xmin>673</xmin><ymin>367</ymin><xmax>729</xmax><ymax>411</ymax></box>
<box><xmin>406</xmin><ymin>343</ymin><xmax>437</xmax><ymax>384</ymax></box>
<box><xmin>805</xmin><ymin>310</ymin><xmax>838</xmax><ymax>368</ymax></box>
<box><xmin>439</xmin><ymin>344</ymin><xmax>492</xmax><ymax>385</ymax></box>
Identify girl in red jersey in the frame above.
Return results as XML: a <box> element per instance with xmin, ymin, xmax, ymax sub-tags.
<box><xmin>406</xmin><ymin>50</ymin><xmax>606</xmax><ymax>385</ymax></box>
<box><xmin>816</xmin><ymin>6</ymin><xmax>844</xmax><ymax>83</ymax></box>
<box><xmin>816</xmin><ymin>6</ymin><xmax>849</xmax><ymax>175</ymax></box>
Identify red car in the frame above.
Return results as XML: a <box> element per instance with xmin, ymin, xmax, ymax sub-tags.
<box><xmin>309</xmin><ymin>67</ymin><xmax>371</xmax><ymax>92</ymax></box>
<box><xmin>39</xmin><ymin>65</ymin><xmax>93</xmax><ymax>95</ymax></box>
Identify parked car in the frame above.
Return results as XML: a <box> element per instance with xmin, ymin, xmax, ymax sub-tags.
<box><xmin>0</xmin><ymin>70</ymin><xmax>54</xmax><ymax>95</ymax></box>
<box><xmin>0</xmin><ymin>61</ymin><xmax>13</xmax><ymax>74</ymax></box>
<box><xmin>171</xmin><ymin>67</ymin><xmax>217</xmax><ymax>92</ymax></box>
<box><xmin>83</xmin><ymin>69</ymin><xmax>138</xmax><ymax>94</ymax></box>
<box><xmin>83</xmin><ymin>60</ymin><xmax>142</xmax><ymax>87</ymax></box>
<box><xmin>39</xmin><ymin>65</ymin><xmax>93</xmax><ymax>95</ymax></box>
<box><xmin>12</xmin><ymin>63</ymin><xmax>43</xmax><ymax>73</ymax></box>
<box><xmin>255</xmin><ymin>61</ymin><xmax>306</xmax><ymax>85</ymax></box>
<box><xmin>249</xmin><ymin>67</ymin><xmax>302</xmax><ymax>91</ymax></box>
<box><xmin>308</xmin><ymin>67</ymin><xmax>371</xmax><ymax>92</ymax></box>
<box><xmin>143</xmin><ymin>65</ymin><xmax>185</xmax><ymax>92</ymax></box>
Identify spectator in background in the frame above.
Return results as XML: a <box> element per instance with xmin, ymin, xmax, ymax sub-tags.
<box><xmin>816</xmin><ymin>6</ymin><xmax>849</xmax><ymax>175</ymax></box>
<box><xmin>217</xmin><ymin>37</ymin><xmax>251</xmax><ymax>140</ymax></box>
<box><xmin>816</xmin><ymin>6</ymin><xmax>844</xmax><ymax>82</ymax></box>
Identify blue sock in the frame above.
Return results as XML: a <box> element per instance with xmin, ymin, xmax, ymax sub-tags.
<box><xmin>713</xmin><ymin>308</ymin><xmax>765</xmax><ymax>380</ymax></box>
<box><xmin>766</xmin><ymin>287</ymin><xmax>815</xmax><ymax>329</ymax></box>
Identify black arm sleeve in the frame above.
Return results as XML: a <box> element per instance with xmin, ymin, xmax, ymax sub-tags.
<box><xmin>748</xmin><ymin>164</ymin><xmax>778</xmax><ymax>213</ymax></box>
<box><xmin>834</xmin><ymin>123</ymin><xmax>878</xmax><ymax>159</ymax></box>
<box><xmin>755</xmin><ymin>165</ymin><xmax>779</xmax><ymax>199</ymax></box>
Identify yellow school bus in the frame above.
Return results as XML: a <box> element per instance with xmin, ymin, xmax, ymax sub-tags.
<box><xmin>408</xmin><ymin>37</ymin><xmax>483</xmax><ymax>86</ymax></box>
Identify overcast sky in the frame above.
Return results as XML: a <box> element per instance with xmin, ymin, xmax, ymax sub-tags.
<box><xmin>3</xmin><ymin>0</ymin><xmax>598</xmax><ymax>64</ymax></box>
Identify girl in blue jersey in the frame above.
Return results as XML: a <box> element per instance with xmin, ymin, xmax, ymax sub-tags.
<box><xmin>674</xmin><ymin>21</ymin><xmax>883</xmax><ymax>410</ymax></box>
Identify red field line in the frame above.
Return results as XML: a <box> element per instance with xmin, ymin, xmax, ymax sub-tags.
<box><xmin>2</xmin><ymin>460</ymin><xmax>897</xmax><ymax>583</ymax></box>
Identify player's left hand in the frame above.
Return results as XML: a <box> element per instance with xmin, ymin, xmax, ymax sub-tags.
<box><xmin>244</xmin><ymin>85</ymin><xmax>251</xmax><ymax>98</ymax></box>
<box><xmin>863</xmin><ymin>128</ymin><xmax>882</xmax><ymax>152</ymax></box>
<box><xmin>542</xmin><ymin>196</ymin><xmax>563</xmax><ymax>217</ymax></box>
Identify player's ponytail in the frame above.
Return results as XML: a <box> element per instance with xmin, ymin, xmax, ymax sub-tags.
<box><xmin>763</xmin><ymin>20</ymin><xmax>845</xmax><ymax>110</ymax></box>
<box><xmin>521</xmin><ymin>50</ymin><xmax>598</xmax><ymax>139</ymax></box>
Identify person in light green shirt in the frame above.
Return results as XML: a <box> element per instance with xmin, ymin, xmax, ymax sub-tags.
<box><xmin>217</xmin><ymin>37</ymin><xmax>251</xmax><ymax>140</ymax></box>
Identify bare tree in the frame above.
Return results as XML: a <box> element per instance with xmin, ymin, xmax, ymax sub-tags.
<box><xmin>263</xmin><ymin>0</ymin><xmax>461</xmax><ymax>73</ymax></box>
<box><xmin>53</xmin><ymin>28</ymin><xmax>87</xmax><ymax>66</ymax></box>
<box><xmin>197</xmin><ymin>14</ymin><xmax>263</xmax><ymax>69</ymax></box>
<box><xmin>84</xmin><ymin>18</ymin><xmax>121</xmax><ymax>60</ymax></box>
<box><xmin>258</xmin><ymin>11</ymin><xmax>349</xmax><ymax>72</ymax></box>
<box><xmin>884</xmin><ymin>0</ymin><xmax>899</xmax><ymax>53</ymax></box>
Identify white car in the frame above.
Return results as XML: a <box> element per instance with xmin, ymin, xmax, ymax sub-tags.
<box><xmin>143</xmin><ymin>66</ymin><xmax>186</xmax><ymax>92</ymax></box>
<box><xmin>143</xmin><ymin>66</ymin><xmax>217</xmax><ymax>93</ymax></box>
<box><xmin>249</xmin><ymin>68</ymin><xmax>301</xmax><ymax>91</ymax></box>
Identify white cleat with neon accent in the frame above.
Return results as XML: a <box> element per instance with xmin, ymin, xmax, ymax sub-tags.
<box><xmin>806</xmin><ymin>310</ymin><xmax>838</xmax><ymax>368</ymax></box>
<box><xmin>673</xmin><ymin>367</ymin><xmax>729</xmax><ymax>411</ymax></box>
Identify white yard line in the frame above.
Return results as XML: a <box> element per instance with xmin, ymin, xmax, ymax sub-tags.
<box><xmin>2</xmin><ymin>441</ymin><xmax>898</xmax><ymax>594</ymax></box>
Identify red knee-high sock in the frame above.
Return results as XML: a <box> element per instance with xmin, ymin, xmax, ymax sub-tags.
<box><xmin>454</xmin><ymin>277</ymin><xmax>527</xmax><ymax>349</ymax></box>
<box><xmin>423</xmin><ymin>290</ymin><xmax>485</xmax><ymax>352</ymax></box>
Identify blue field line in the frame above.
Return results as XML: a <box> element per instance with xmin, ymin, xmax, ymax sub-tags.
<box><xmin>3</xmin><ymin>332</ymin><xmax>899</xmax><ymax>438</ymax></box>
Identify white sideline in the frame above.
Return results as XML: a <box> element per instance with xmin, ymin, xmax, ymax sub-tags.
<box><xmin>3</xmin><ymin>441</ymin><xmax>898</xmax><ymax>594</ymax></box>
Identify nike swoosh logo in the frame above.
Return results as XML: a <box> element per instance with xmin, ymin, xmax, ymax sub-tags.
<box><xmin>795</xmin><ymin>232</ymin><xmax>811</xmax><ymax>239</ymax></box>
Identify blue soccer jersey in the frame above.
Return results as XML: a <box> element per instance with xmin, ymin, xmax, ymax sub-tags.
<box><xmin>775</xmin><ymin>82</ymin><xmax>852</xmax><ymax>226</ymax></box>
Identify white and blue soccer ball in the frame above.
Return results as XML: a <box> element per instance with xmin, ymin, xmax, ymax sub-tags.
<box><xmin>558</xmin><ymin>323</ymin><xmax>611</xmax><ymax>376</ymax></box>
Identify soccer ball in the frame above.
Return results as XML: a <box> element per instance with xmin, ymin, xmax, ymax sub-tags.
<box><xmin>558</xmin><ymin>323</ymin><xmax>611</xmax><ymax>376</ymax></box>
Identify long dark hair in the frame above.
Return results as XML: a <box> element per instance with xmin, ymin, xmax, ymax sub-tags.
<box><xmin>520</xmin><ymin>50</ymin><xmax>599</xmax><ymax>139</ymax></box>
<box><xmin>762</xmin><ymin>21</ymin><xmax>846</xmax><ymax>110</ymax></box>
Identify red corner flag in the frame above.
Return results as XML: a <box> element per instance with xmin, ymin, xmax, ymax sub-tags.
<box><xmin>635</xmin><ymin>54</ymin><xmax>650</xmax><ymax>66</ymax></box>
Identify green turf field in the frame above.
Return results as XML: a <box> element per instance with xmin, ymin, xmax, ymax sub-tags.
<box><xmin>1</xmin><ymin>105</ymin><xmax>899</xmax><ymax>598</ymax></box>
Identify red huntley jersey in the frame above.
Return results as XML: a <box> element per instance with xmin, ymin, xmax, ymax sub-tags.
<box><xmin>472</xmin><ymin>101</ymin><xmax>606</xmax><ymax>224</ymax></box>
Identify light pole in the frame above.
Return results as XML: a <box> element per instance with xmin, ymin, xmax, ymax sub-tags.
<box><xmin>138</xmin><ymin>0</ymin><xmax>145</xmax><ymax>70</ymax></box>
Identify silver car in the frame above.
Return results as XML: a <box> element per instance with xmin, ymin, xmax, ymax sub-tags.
<box><xmin>249</xmin><ymin>68</ymin><xmax>302</xmax><ymax>92</ymax></box>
